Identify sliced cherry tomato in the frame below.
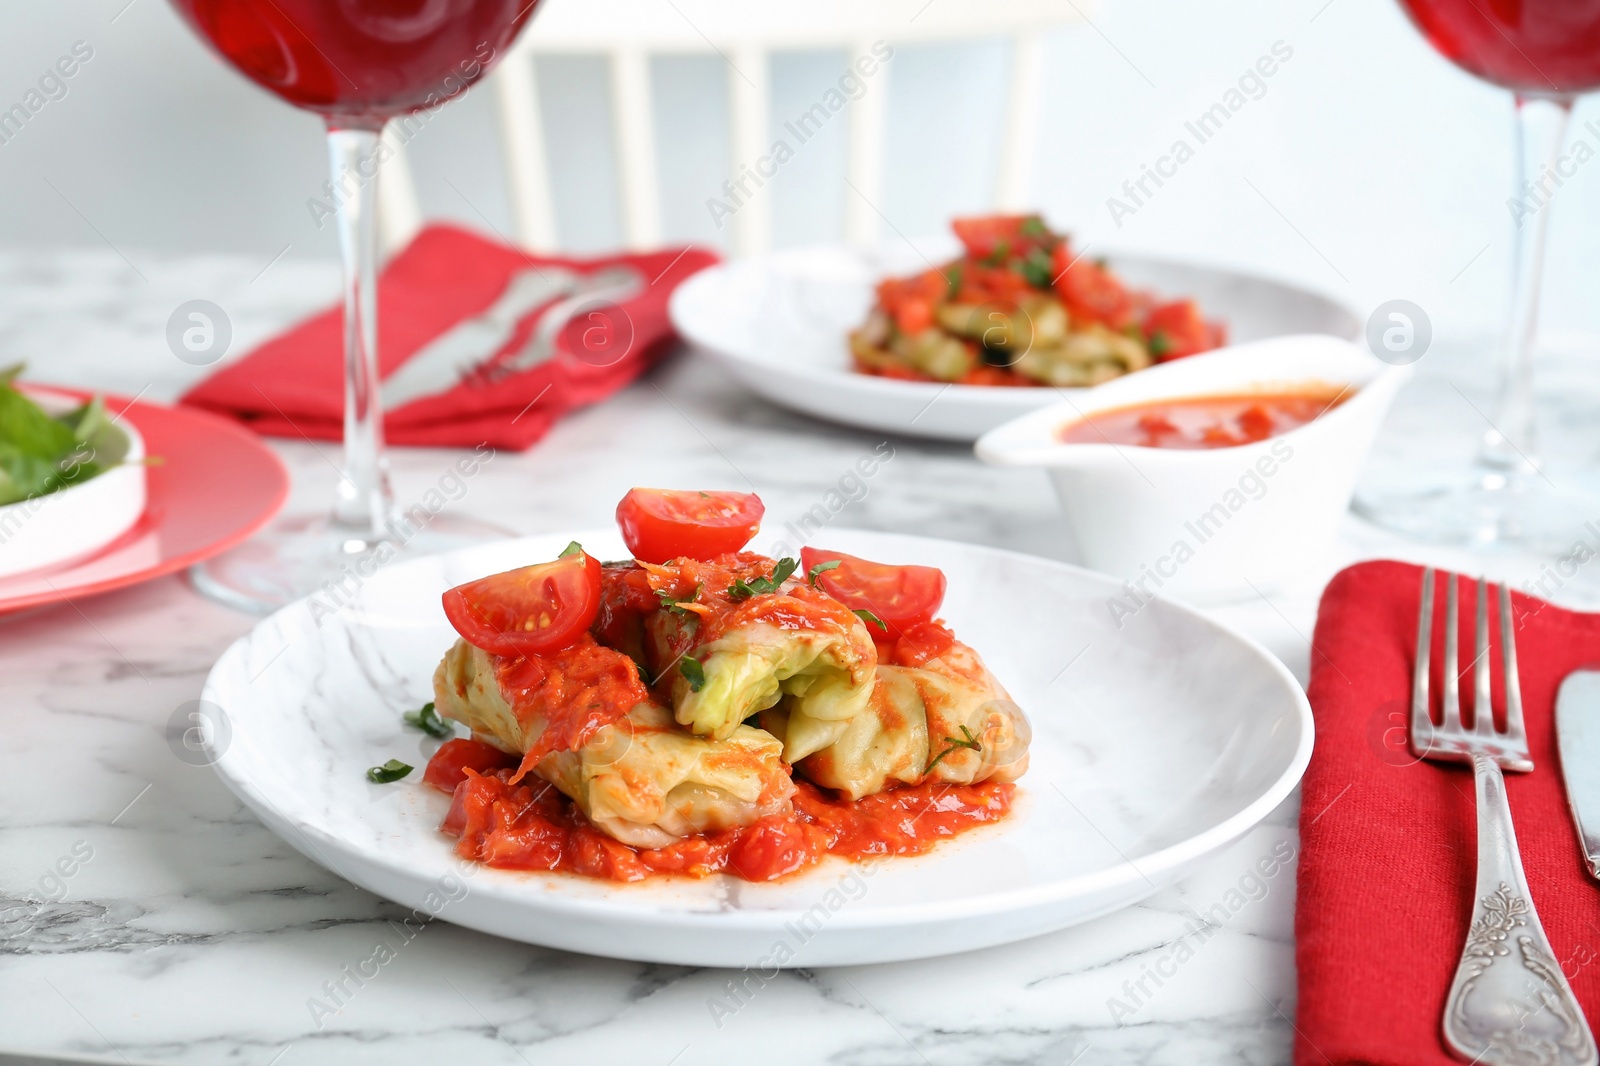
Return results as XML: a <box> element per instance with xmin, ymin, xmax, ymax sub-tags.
<box><xmin>441</xmin><ymin>545</ymin><xmax>603</xmax><ymax>657</ymax></box>
<box><xmin>423</xmin><ymin>738</ymin><xmax>519</xmax><ymax>793</ymax></box>
<box><xmin>1143</xmin><ymin>299</ymin><xmax>1222</xmax><ymax>361</ymax></box>
<box><xmin>876</xmin><ymin>269</ymin><xmax>950</xmax><ymax>334</ymax></box>
<box><xmin>1052</xmin><ymin>246</ymin><xmax>1132</xmax><ymax>329</ymax></box>
<box><xmin>951</xmin><ymin>214</ymin><xmax>1056</xmax><ymax>261</ymax></box>
<box><xmin>615</xmin><ymin>488</ymin><xmax>764</xmax><ymax>564</ymax></box>
<box><xmin>799</xmin><ymin>547</ymin><xmax>947</xmax><ymax>641</ymax></box>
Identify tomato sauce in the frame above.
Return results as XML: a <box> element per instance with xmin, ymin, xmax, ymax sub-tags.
<box><xmin>426</xmin><ymin>739</ymin><xmax>1014</xmax><ymax>883</ymax></box>
<box><xmin>491</xmin><ymin>635</ymin><xmax>649</xmax><ymax>772</ymax></box>
<box><xmin>1057</xmin><ymin>387</ymin><xmax>1348</xmax><ymax>449</ymax></box>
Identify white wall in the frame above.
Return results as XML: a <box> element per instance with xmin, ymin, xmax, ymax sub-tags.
<box><xmin>1</xmin><ymin>0</ymin><xmax>1597</xmax><ymax>345</ymax></box>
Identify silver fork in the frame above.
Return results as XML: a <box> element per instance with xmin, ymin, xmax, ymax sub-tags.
<box><xmin>1411</xmin><ymin>567</ymin><xmax>1596</xmax><ymax>1065</ymax></box>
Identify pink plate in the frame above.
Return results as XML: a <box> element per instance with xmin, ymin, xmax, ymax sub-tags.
<box><xmin>0</xmin><ymin>390</ymin><xmax>288</xmax><ymax>614</ymax></box>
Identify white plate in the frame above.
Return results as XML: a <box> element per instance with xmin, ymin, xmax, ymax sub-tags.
<box><xmin>201</xmin><ymin>529</ymin><xmax>1312</xmax><ymax>968</ymax></box>
<box><xmin>669</xmin><ymin>241</ymin><xmax>1362</xmax><ymax>441</ymax></box>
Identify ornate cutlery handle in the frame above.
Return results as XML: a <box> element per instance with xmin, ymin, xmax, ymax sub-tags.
<box><xmin>1443</xmin><ymin>754</ymin><xmax>1597</xmax><ymax>1065</ymax></box>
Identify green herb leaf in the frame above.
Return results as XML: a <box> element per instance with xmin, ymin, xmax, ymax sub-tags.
<box><xmin>854</xmin><ymin>608</ymin><xmax>888</xmax><ymax>632</ymax></box>
<box><xmin>0</xmin><ymin>379</ymin><xmax>130</xmax><ymax>506</ymax></box>
<box><xmin>806</xmin><ymin>559</ymin><xmax>841</xmax><ymax>587</ymax></box>
<box><xmin>726</xmin><ymin>557</ymin><xmax>798</xmax><ymax>601</ymax></box>
<box><xmin>944</xmin><ymin>264</ymin><xmax>963</xmax><ymax>298</ymax></box>
<box><xmin>1147</xmin><ymin>330</ymin><xmax>1171</xmax><ymax>358</ymax></box>
<box><xmin>403</xmin><ymin>701</ymin><xmax>453</xmax><ymax>739</ymax></box>
<box><xmin>655</xmin><ymin>583</ymin><xmax>703</xmax><ymax>616</ymax></box>
<box><xmin>1019</xmin><ymin>216</ymin><xmax>1048</xmax><ymax>238</ymax></box>
<box><xmin>366</xmin><ymin>759</ymin><xmax>414</xmax><ymax>784</ymax></box>
<box><xmin>981</xmin><ymin>240</ymin><xmax>1011</xmax><ymax>268</ymax></box>
<box><xmin>679</xmin><ymin>657</ymin><xmax>706</xmax><ymax>692</ymax></box>
<box><xmin>559</xmin><ymin>540</ymin><xmax>586</xmax><ymax>558</ymax></box>
<box><xmin>925</xmin><ymin>725</ymin><xmax>983</xmax><ymax>774</ymax></box>
<box><xmin>1018</xmin><ymin>249</ymin><xmax>1054</xmax><ymax>290</ymax></box>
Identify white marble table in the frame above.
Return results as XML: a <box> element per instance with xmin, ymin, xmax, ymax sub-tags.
<box><xmin>1</xmin><ymin>249</ymin><xmax>1592</xmax><ymax>1066</ymax></box>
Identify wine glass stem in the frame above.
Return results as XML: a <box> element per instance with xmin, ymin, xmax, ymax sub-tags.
<box><xmin>326</xmin><ymin>123</ymin><xmax>396</xmax><ymax>538</ymax></box>
<box><xmin>1478</xmin><ymin>93</ymin><xmax>1573</xmax><ymax>477</ymax></box>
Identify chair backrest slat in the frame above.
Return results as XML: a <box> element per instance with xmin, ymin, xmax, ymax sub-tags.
<box><xmin>375</xmin><ymin>2</ymin><xmax>1088</xmax><ymax>256</ymax></box>
<box><xmin>495</xmin><ymin>50</ymin><xmax>559</xmax><ymax>252</ymax></box>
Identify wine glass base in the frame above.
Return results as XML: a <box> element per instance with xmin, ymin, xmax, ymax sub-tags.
<box><xmin>1353</xmin><ymin>468</ymin><xmax>1600</xmax><ymax>554</ymax></box>
<box><xmin>190</xmin><ymin>510</ymin><xmax>514</xmax><ymax>614</ymax></box>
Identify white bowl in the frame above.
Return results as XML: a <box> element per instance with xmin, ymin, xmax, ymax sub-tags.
<box><xmin>975</xmin><ymin>335</ymin><xmax>1408</xmax><ymax>602</ymax></box>
<box><xmin>0</xmin><ymin>387</ymin><xmax>147</xmax><ymax>580</ymax></box>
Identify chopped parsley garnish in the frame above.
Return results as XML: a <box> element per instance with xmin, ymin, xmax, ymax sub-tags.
<box><xmin>559</xmin><ymin>540</ymin><xmax>586</xmax><ymax>558</ymax></box>
<box><xmin>366</xmin><ymin>759</ymin><xmax>413</xmax><ymax>784</ymax></box>
<box><xmin>726</xmin><ymin>557</ymin><xmax>797</xmax><ymax>601</ymax></box>
<box><xmin>1147</xmin><ymin>330</ymin><xmax>1171</xmax><ymax>358</ymax></box>
<box><xmin>981</xmin><ymin>240</ymin><xmax>1012</xmax><ymax>267</ymax></box>
<box><xmin>925</xmin><ymin>725</ymin><xmax>983</xmax><ymax>774</ymax></box>
<box><xmin>944</xmin><ymin>264</ymin><xmax>963</xmax><ymax>298</ymax></box>
<box><xmin>854</xmin><ymin>608</ymin><xmax>888</xmax><ymax>632</ymax></box>
<box><xmin>679</xmin><ymin>657</ymin><xmax>707</xmax><ymax>692</ymax></box>
<box><xmin>806</xmin><ymin>559</ymin><xmax>841</xmax><ymax>587</ymax></box>
<box><xmin>1018</xmin><ymin>216</ymin><xmax>1048</xmax><ymax>238</ymax></box>
<box><xmin>402</xmin><ymin>701</ymin><xmax>453</xmax><ymax>739</ymax></box>
<box><xmin>1019</xmin><ymin>249</ymin><xmax>1054</xmax><ymax>289</ymax></box>
<box><xmin>656</xmin><ymin>583</ymin><xmax>703</xmax><ymax>616</ymax></box>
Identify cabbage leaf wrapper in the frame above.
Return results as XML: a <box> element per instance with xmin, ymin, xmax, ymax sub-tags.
<box><xmin>768</xmin><ymin>640</ymin><xmax>1031</xmax><ymax>800</ymax></box>
<box><xmin>433</xmin><ymin>638</ymin><xmax>794</xmax><ymax>849</ymax></box>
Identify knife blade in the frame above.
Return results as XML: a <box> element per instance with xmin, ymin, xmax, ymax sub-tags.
<box><xmin>1556</xmin><ymin>667</ymin><xmax>1600</xmax><ymax>880</ymax></box>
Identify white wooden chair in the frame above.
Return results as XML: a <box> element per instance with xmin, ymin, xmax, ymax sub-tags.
<box><xmin>377</xmin><ymin>0</ymin><xmax>1088</xmax><ymax>258</ymax></box>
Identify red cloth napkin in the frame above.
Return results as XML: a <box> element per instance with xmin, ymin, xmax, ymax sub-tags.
<box><xmin>182</xmin><ymin>224</ymin><xmax>717</xmax><ymax>450</ymax></box>
<box><xmin>1298</xmin><ymin>558</ymin><xmax>1600</xmax><ymax>1064</ymax></box>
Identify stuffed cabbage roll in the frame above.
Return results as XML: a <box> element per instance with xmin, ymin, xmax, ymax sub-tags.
<box><xmin>770</xmin><ymin>638</ymin><xmax>1031</xmax><ymax>800</ymax></box>
<box><xmin>433</xmin><ymin>638</ymin><xmax>794</xmax><ymax>849</ymax></box>
<box><xmin>621</xmin><ymin>554</ymin><xmax>880</xmax><ymax>757</ymax></box>
<box><xmin>538</xmin><ymin>702</ymin><xmax>794</xmax><ymax>849</ymax></box>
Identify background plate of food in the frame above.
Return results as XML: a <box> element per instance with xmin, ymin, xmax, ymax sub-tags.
<box><xmin>200</xmin><ymin>489</ymin><xmax>1311</xmax><ymax>968</ymax></box>
<box><xmin>669</xmin><ymin>215</ymin><xmax>1361</xmax><ymax>441</ymax></box>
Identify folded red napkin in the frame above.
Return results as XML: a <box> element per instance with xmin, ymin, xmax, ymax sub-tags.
<box><xmin>1298</xmin><ymin>559</ymin><xmax>1600</xmax><ymax>1064</ymax></box>
<box><xmin>182</xmin><ymin>224</ymin><xmax>717</xmax><ymax>450</ymax></box>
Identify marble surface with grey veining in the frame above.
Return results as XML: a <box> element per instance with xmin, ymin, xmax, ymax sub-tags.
<box><xmin>4</xmin><ymin>248</ymin><xmax>1600</xmax><ymax>1066</ymax></box>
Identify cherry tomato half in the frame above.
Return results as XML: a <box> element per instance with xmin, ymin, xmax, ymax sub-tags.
<box><xmin>1052</xmin><ymin>246</ymin><xmax>1132</xmax><ymax>329</ymax></box>
<box><xmin>1143</xmin><ymin>299</ymin><xmax>1223</xmax><ymax>361</ymax></box>
<box><xmin>615</xmin><ymin>488</ymin><xmax>764</xmax><ymax>564</ymax></box>
<box><xmin>441</xmin><ymin>546</ymin><xmax>603</xmax><ymax>658</ymax></box>
<box><xmin>951</xmin><ymin>214</ymin><xmax>1055</xmax><ymax>261</ymax></box>
<box><xmin>799</xmin><ymin>547</ymin><xmax>947</xmax><ymax>641</ymax></box>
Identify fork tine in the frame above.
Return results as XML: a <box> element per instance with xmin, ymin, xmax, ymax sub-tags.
<box><xmin>1499</xmin><ymin>583</ymin><xmax>1525</xmax><ymax>744</ymax></box>
<box><xmin>1473</xmin><ymin>576</ymin><xmax>1494</xmax><ymax>736</ymax></box>
<box><xmin>1442</xmin><ymin>574</ymin><xmax>1462</xmax><ymax>731</ymax></box>
<box><xmin>1412</xmin><ymin>567</ymin><xmax>1435</xmax><ymax>754</ymax></box>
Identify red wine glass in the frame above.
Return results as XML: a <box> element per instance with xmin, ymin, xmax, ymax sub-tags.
<box><xmin>1356</xmin><ymin>0</ymin><xmax>1600</xmax><ymax>548</ymax></box>
<box><xmin>168</xmin><ymin>0</ymin><xmax>538</xmax><ymax>611</ymax></box>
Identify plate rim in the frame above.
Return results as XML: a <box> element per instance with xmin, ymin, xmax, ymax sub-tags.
<box><xmin>0</xmin><ymin>390</ymin><xmax>289</xmax><ymax>614</ymax></box>
<box><xmin>202</xmin><ymin>527</ymin><xmax>1314</xmax><ymax>933</ymax></box>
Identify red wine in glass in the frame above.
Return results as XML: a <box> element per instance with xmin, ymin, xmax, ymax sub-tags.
<box><xmin>1398</xmin><ymin>0</ymin><xmax>1600</xmax><ymax>93</ymax></box>
<box><xmin>170</xmin><ymin>0</ymin><xmax>536</xmax><ymax>124</ymax></box>
<box><xmin>1355</xmin><ymin>0</ymin><xmax>1600</xmax><ymax>547</ymax></box>
<box><xmin>171</xmin><ymin>0</ymin><xmax>537</xmax><ymax>610</ymax></box>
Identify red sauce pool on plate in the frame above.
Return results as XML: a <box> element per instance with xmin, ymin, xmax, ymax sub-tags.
<box><xmin>425</xmin><ymin>738</ymin><xmax>1014</xmax><ymax>883</ymax></box>
<box><xmin>1057</xmin><ymin>387</ymin><xmax>1349</xmax><ymax>449</ymax></box>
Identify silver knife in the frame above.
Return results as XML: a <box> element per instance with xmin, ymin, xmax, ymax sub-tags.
<box><xmin>1557</xmin><ymin>667</ymin><xmax>1600</xmax><ymax>880</ymax></box>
